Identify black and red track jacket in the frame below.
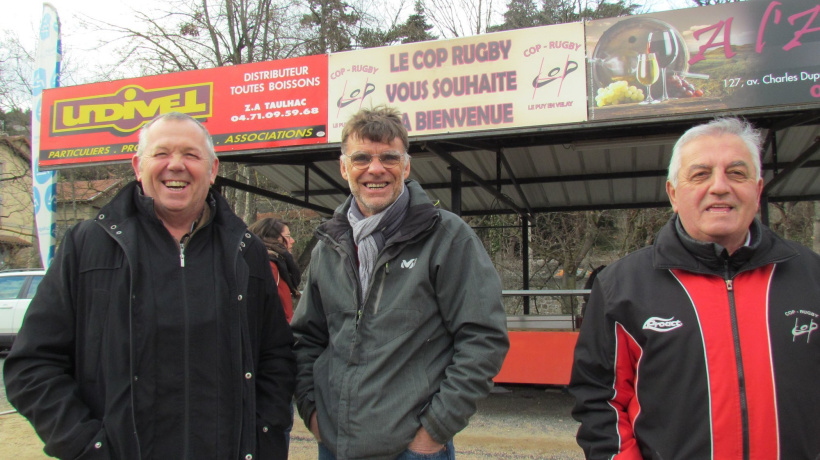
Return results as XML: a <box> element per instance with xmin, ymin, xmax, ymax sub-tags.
<box><xmin>570</xmin><ymin>216</ymin><xmax>820</xmax><ymax>460</ymax></box>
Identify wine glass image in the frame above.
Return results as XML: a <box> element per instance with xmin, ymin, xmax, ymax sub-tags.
<box><xmin>636</xmin><ymin>53</ymin><xmax>660</xmax><ymax>104</ymax></box>
<box><xmin>648</xmin><ymin>30</ymin><xmax>679</xmax><ymax>101</ymax></box>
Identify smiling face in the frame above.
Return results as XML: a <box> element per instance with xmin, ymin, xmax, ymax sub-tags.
<box><xmin>132</xmin><ymin>117</ymin><xmax>218</xmax><ymax>227</ymax></box>
<box><xmin>340</xmin><ymin>135</ymin><xmax>410</xmax><ymax>217</ymax></box>
<box><xmin>667</xmin><ymin>133</ymin><xmax>763</xmax><ymax>254</ymax></box>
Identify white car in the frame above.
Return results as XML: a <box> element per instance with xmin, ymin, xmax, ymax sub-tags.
<box><xmin>0</xmin><ymin>269</ymin><xmax>45</xmax><ymax>352</ymax></box>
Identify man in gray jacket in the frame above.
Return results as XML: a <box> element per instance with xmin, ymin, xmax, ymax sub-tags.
<box><xmin>291</xmin><ymin>105</ymin><xmax>509</xmax><ymax>460</ymax></box>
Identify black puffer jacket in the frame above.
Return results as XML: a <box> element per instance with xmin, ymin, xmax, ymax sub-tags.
<box><xmin>3</xmin><ymin>181</ymin><xmax>295</xmax><ymax>459</ymax></box>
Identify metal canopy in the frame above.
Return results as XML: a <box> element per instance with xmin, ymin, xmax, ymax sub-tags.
<box><xmin>224</xmin><ymin>105</ymin><xmax>820</xmax><ymax>218</ymax></box>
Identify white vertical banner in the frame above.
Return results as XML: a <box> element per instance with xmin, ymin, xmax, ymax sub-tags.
<box><xmin>31</xmin><ymin>3</ymin><xmax>61</xmax><ymax>269</ymax></box>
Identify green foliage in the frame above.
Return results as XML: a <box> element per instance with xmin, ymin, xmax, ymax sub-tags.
<box><xmin>0</xmin><ymin>108</ymin><xmax>32</xmax><ymax>136</ymax></box>
<box><xmin>584</xmin><ymin>1</ymin><xmax>641</xmax><ymax>20</ymax></box>
<box><xmin>300</xmin><ymin>0</ymin><xmax>362</xmax><ymax>54</ymax></box>
<box><xmin>488</xmin><ymin>0</ymin><xmax>543</xmax><ymax>32</ymax></box>
<box><xmin>690</xmin><ymin>0</ymin><xmax>743</xmax><ymax>5</ymax></box>
<box><xmin>490</xmin><ymin>0</ymin><xmax>640</xmax><ymax>32</ymax></box>
<box><xmin>399</xmin><ymin>0</ymin><xmax>438</xmax><ymax>44</ymax></box>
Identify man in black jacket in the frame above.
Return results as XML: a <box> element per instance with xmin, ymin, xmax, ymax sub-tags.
<box><xmin>3</xmin><ymin>112</ymin><xmax>295</xmax><ymax>459</ymax></box>
<box><xmin>570</xmin><ymin>117</ymin><xmax>820</xmax><ymax>459</ymax></box>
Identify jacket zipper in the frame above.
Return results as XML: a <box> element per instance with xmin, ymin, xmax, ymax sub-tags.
<box><xmin>371</xmin><ymin>264</ymin><xmax>388</xmax><ymax>315</ymax></box>
<box><xmin>359</xmin><ymin>254</ymin><xmax>393</xmax><ymax>321</ymax></box>
<box><xmin>322</xmin><ymin>232</ymin><xmax>362</xmax><ymax>328</ymax></box>
<box><xmin>725</xmin><ymin>266</ymin><xmax>750</xmax><ymax>460</ymax></box>
<box><xmin>179</xmin><ymin>241</ymin><xmax>186</xmax><ymax>267</ymax></box>
<box><xmin>178</xmin><ymin>236</ymin><xmax>192</xmax><ymax>458</ymax></box>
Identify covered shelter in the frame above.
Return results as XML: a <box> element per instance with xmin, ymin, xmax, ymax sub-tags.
<box><xmin>34</xmin><ymin>1</ymin><xmax>820</xmax><ymax>384</ymax></box>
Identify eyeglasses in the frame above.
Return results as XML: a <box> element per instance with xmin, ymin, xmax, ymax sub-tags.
<box><xmin>343</xmin><ymin>151</ymin><xmax>405</xmax><ymax>170</ymax></box>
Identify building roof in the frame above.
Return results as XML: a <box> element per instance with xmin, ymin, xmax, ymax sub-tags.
<box><xmin>0</xmin><ymin>235</ymin><xmax>32</xmax><ymax>247</ymax></box>
<box><xmin>57</xmin><ymin>179</ymin><xmax>124</xmax><ymax>203</ymax></box>
<box><xmin>0</xmin><ymin>135</ymin><xmax>32</xmax><ymax>163</ymax></box>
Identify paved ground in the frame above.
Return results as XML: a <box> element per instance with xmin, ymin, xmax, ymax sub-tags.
<box><xmin>1</xmin><ymin>356</ymin><xmax>584</xmax><ymax>459</ymax></box>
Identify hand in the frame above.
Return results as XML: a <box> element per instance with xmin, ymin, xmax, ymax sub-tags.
<box><xmin>407</xmin><ymin>426</ymin><xmax>444</xmax><ymax>454</ymax></box>
<box><xmin>309</xmin><ymin>411</ymin><xmax>321</xmax><ymax>442</ymax></box>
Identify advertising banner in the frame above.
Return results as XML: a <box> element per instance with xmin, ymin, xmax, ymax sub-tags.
<box><xmin>39</xmin><ymin>54</ymin><xmax>328</xmax><ymax>167</ymax></box>
<box><xmin>327</xmin><ymin>22</ymin><xmax>588</xmax><ymax>142</ymax></box>
<box><xmin>31</xmin><ymin>3</ymin><xmax>61</xmax><ymax>268</ymax></box>
<box><xmin>586</xmin><ymin>0</ymin><xmax>820</xmax><ymax>121</ymax></box>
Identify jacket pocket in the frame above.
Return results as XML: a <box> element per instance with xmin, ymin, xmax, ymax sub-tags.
<box><xmin>75</xmin><ymin>426</ymin><xmax>112</xmax><ymax>460</ymax></box>
<box><xmin>76</xmin><ymin>250</ymin><xmax>123</xmax><ymax>384</ymax></box>
<box><xmin>368</xmin><ymin>308</ymin><xmax>420</xmax><ymax>349</ymax></box>
<box><xmin>256</xmin><ymin>417</ymin><xmax>287</xmax><ymax>460</ymax></box>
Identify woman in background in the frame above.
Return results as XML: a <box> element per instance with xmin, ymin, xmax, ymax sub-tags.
<box><xmin>249</xmin><ymin>217</ymin><xmax>301</xmax><ymax>322</ymax></box>
<box><xmin>249</xmin><ymin>217</ymin><xmax>302</xmax><ymax>450</ymax></box>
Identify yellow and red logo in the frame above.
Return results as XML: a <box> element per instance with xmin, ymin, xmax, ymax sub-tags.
<box><xmin>51</xmin><ymin>83</ymin><xmax>213</xmax><ymax>136</ymax></box>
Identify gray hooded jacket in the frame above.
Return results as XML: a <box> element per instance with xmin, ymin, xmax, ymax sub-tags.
<box><xmin>292</xmin><ymin>180</ymin><xmax>509</xmax><ymax>460</ymax></box>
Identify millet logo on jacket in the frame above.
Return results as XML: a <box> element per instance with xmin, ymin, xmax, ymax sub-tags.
<box><xmin>642</xmin><ymin>317</ymin><xmax>683</xmax><ymax>332</ymax></box>
<box><xmin>401</xmin><ymin>259</ymin><xmax>417</xmax><ymax>269</ymax></box>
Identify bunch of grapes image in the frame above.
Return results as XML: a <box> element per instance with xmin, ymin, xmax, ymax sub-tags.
<box><xmin>668</xmin><ymin>74</ymin><xmax>705</xmax><ymax>98</ymax></box>
<box><xmin>595</xmin><ymin>81</ymin><xmax>645</xmax><ymax>106</ymax></box>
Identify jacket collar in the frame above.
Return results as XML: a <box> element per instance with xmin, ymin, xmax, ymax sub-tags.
<box><xmin>319</xmin><ymin>179</ymin><xmax>440</xmax><ymax>244</ymax></box>
<box><xmin>654</xmin><ymin>214</ymin><xmax>798</xmax><ymax>276</ymax></box>
<box><xmin>97</xmin><ymin>180</ymin><xmax>245</xmax><ymax>240</ymax></box>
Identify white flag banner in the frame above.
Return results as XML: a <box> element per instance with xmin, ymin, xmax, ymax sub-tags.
<box><xmin>31</xmin><ymin>3</ymin><xmax>61</xmax><ymax>269</ymax></box>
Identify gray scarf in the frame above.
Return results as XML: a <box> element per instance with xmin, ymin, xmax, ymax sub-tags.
<box><xmin>348</xmin><ymin>186</ymin><xmax>409</xmax><ymax>301</ymax></box>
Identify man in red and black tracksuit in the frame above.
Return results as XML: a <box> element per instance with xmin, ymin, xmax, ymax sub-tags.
<box><xmin>570</xmin><ymin>117</ymin><xmax>820</xmax><ymax>460</ymax></box>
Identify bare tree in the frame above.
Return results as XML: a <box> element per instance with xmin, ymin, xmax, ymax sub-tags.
<box><xmin>616</xmin><ymin>208</ymin><xmax>671</xmax><ymax>255</ymax></box>
<box><xmin>80</xmin><ymin>0</ymin><xmax>306</xmax><ymax>76</ymax></box>
<box><xmin>424</xmin><ymin>0</ymin><xmax>499</xmax><ymax>37</ymax></box>
<box><xmin>768</xmin><ymin>201</ymin><xmax>816</xmax><ymax>250</ymax></box>
<box><xmin>0</xmin><ymin>32</ymin><xmax>35</xmax><ymax>112</ymax></box>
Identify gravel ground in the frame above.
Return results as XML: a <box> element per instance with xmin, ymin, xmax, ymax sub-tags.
<box><xmin>1</xmin><ymin>355</ymin><xmax>584</xmax><ymax>459</ymax></box>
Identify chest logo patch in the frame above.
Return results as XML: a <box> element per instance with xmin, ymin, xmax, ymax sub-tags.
<box><xmin>401</xmin><ymin>259</ymin><xmax>417</xmax><ymax>269</ymax></box>
<box><xmin>642</xmin><ymin>316</ymin><xmax>683</xmax><ymax>332</ymax></box>
<box><xmin>785</xmin><ymin>309</ymin><xmax>818</xmax><ymax>344</ymax></box>
<box><xmin>792</xmin><ymin>318</ymin><xmax>817</xmax><ymax>343</ymax></box>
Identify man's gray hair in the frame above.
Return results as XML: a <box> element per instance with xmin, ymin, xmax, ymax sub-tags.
<box><xmin>667</xmin><ymin>117</ymin><xmax>763</xmax><ymax>187</ymax></box>
<box><xmin>135</xmin><ymin>112</ymin><xmax>217</xmax><ymax>162</ymax></box>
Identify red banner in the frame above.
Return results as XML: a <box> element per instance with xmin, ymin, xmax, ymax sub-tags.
<box><xmin>39</xmin><ymin>54</ymin><xmax>328</xmax><ymax>167</ymax></box>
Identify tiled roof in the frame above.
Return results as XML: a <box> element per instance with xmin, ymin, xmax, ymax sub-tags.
<box><xmin>57</xmin><ymin>179</ymin><xmax>124</xmax><ymax>202</ymax></box>
<box><xmin>0</xmin><ymin>235</ymin><xmax>32</xmax><ymax>246</ymax></box>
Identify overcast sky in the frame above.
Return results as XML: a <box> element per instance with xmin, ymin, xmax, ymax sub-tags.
<box><xmin>1</xmin><ymin>0</ymin><xmax>147</xmax><ymax>47</ymax></box>
<box><xmin>3</xmin><ymin>0</ymin><xmax>698</xmax><ymax>45</ymax></box>
<box><xmin>1</xmin><ymin>0</ymin><xmax>697</xmax><ymax>87</ymax></box>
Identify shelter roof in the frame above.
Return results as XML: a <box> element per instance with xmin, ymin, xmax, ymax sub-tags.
<box><xmin>228</xmin><ymin>106</ymin><xmax>820</xmax><ymax>218</ymax></box>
